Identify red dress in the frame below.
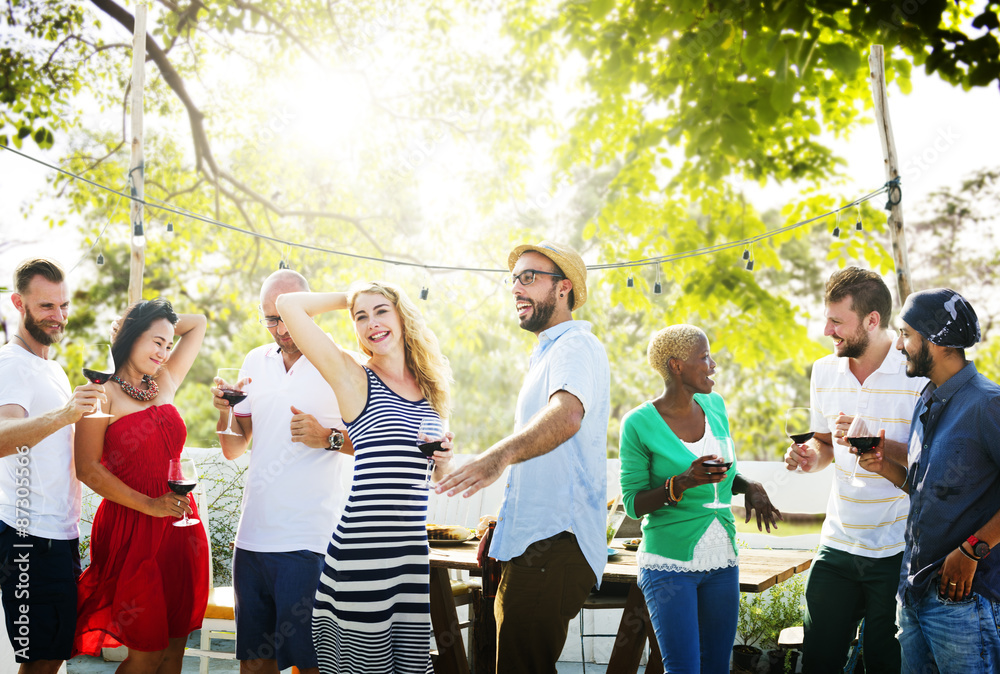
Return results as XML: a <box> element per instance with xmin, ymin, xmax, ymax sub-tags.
<box><xmin>74</xmin><ymin>404</ymin><xmax>210</xmax><ymax>655</ymax></box>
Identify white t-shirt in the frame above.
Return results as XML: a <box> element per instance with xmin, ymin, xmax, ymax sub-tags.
<box><xmin>233</xmin><ymin>343</ymin><xmax>353</xmax><ymax>554</ymax></box>
<box><xmin>0</xmin><ymin>343</ymin><xmax>81</xmax><ymax>540</ymax></box>
<box><xmin>810</xmin><ymin>341</ymin><xmax>926</xmax><ymax>558</ymax></box>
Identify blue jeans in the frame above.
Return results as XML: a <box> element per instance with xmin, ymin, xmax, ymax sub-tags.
<box><xmin>898</xmin><ymin>587</ymin><xmax>1000</xmax><ymax>674</ymax></box>
<box><xmin>638</xmin><ymin>564</ymin><xmax>738</xmax><ymax>674</ymax></box>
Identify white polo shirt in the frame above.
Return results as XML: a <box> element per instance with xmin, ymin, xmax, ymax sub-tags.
<box><xmin>233</xmin><ymin>343</ymin><xmax>353</xmax><ymax>554</ymax></box>
<box><xmin>810</xmin><ymin>340</ymin><xmax>926</xmax><ymax>558</ymax></box>
<box><xmin>0</xmin><ymin>344</ymin><xmax>81</xmax><ymax>540</ymax></box>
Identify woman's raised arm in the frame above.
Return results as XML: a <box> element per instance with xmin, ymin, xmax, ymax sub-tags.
<box><xmin>276</xmin><ymin>291</ymin><xmax>368</xmax><ymax>421</ymax></box>
<box><xmin>162</xmin><ymin>313</ymin><xmax>207</xmax><ymax>388</ymax></box>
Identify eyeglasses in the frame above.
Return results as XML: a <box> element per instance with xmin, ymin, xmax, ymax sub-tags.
<box><xmin>258</xmin><ymin>307</ymin><xmax>283</xmax><ymax>328</ymax></box>
<box><xmin>503</xmin><ymin>269</ymin><xmax>565</xmax><ymax>287</ymax></box>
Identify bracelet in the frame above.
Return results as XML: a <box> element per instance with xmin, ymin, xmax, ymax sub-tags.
<box><xmin>669</xmin><ymin>476</ymin><xmax>683</xmax><ymax>503</ymax></box>
<box><xmin>959</xmin><ymin>544</ymin><xmax>981</xmax><ymax>562</ymax></box>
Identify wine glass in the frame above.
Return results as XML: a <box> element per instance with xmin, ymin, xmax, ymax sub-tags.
<box><xmin>785</xmin><ymin>407</ymin><xmax>814</xmax><ymax>473</ymax></box>
<box><xmin>843</xmin><ymin>416</ymin><xmax>881</xmax><ymax>488</ymax></box>
<box><xmin>415</xmin><ymin>417</ymin><xmax>446</xmax><ymax>488</ymax></box>
<box><xmin>167</xmin><ymin>457</ymin><xmax>200</xmax><ymax>527</ymax></box>
<box><xmin>81</xmin><ymin>343</ymin><xmax>114</xmax><ymax>418</ymax></box>
<box><xmin>703</xmin><ymin>435</ymin><xmax>736</xmax><ymax>509</ymax></box>
<box><xmin>216</xmin><ymin>367</ymin><xmax>248</xmax><ymax>437</ymax></box>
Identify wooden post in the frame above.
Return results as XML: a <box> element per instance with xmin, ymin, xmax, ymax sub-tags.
<box><xmin>127</xmin><ymin>3</ymin><xmax>148</xmax><ymax>306</ymax></box>
<box><xmin>868</xmin><ymin>45</ymin><xmax>913</xmax><ymax>303</ymax></box>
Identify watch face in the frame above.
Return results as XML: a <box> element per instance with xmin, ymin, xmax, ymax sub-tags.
<box><xmin>974</xmin><ymin>541</ymin><xmax>990</xmax><ymax>557</ymax></box>
<box><xmin>329</xmin><ymin>431</ymin><xmax>344</xmax><ymax>449</ymax></box>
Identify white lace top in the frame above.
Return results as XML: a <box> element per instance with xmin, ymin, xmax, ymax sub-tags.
<box><xmin>636</xmin><ymin>418</ymin><xmax>738</xmax><ymax>573</ymax></box>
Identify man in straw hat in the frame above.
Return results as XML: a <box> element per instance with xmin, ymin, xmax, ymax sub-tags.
<box><xmin>437</xmin><ymin>241</ymin><xmax>610</xmax><ymax>673</ymax></box>
<box><xmin>859</xmin><ymin>288</ymin><xmax>1000</xmax><ymax>672</ymax></box>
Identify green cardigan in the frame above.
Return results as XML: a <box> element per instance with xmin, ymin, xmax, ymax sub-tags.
<box><xmin>619</xmin><ymin>393</ymin><xmax>738</xmax><ymax>561</ymax></box>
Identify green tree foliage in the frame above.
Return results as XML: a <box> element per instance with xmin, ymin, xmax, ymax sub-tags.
<box><xmin>2</xmin><ymin>0</ymin><xmax>996</xmax><ymax>462</ymax></box>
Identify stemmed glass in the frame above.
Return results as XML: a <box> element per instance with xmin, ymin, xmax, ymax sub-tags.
<box><xmin>703</xmin><ymin>435</ymin><xmax>736</xmax><ymax>509</ymax></box>
<box><xmin>167</xmin><ymin>457</ymin><xmax>200</xmax><ymax>528</ymax></box>
<box><xmin>415</xmin><ymin>417</ymin><xmax>446</xmax><ymax>488</ymax></box>
<box><xmin>844</xmin><ymin>416</ymin><xmax>882</xmax><ymax>488</ymax></box>
<box><xmin>81</xmin><ymin>343</ymin><xmax>115</xmax><ymax>418</ymax></box>
<box><xmin>216</xmin><ymin>367</ymin><xmax>249</xmax><ymax>437</ymax></box>
<box><xmin>785</xmin><ymin>407</ymin><xmax>814</xmax><ymax>473</ymax></box>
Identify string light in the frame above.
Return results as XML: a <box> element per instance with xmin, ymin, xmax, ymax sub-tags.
<box><xmin>96</xmin><ymin>252</ymin><xmax>105</xmax><ymax>266</ymax></box>
<box><xmin>626</xmin><ymin>273</ymin><xmax>634</xmax><ymax>288</ymax></box>
<box><xmin>744</xmin><ymin>245</ymin><xmax>754</xmax><ymax>271</ymax></box>
<box><xmin>128</xmin><ymin>167</ymin><xmax>145</xmax><ymax>248</ymax></box>
<box><xmin>278</xmin><ymin>260</ymin><xmax>288</xmax><ymax>269</ymax></box>
<box><xmin>419</xmin><ymin>286</ymin><xmax>429</xmax><ymax>300</ymax></box>
<box><xmin>0</xmin><ymin>144</ymin><xmax>898</xmax><ymax>278</ymax></box>
<box><xmin>831</xmin><ymin>209</ymin><xmax>842</xmax><ymax>239</ymax></box>
<box><xmin>855</xmin><ymin>205</ymin><xmax>863</xmax><ymax>231</ymax></box>
<box><xmin>166</xmin><ymin>222</ymin><xmax>175</xmax><ymax>241</ymax></box>
<box><xmin>653</xmin><ymin>266</ymin><xmax>662</xmax><ymax>295</ymax></box>
<box><xmin>742</xmin><ymin>246</ymin><xmax>750</xmax><ymax>261</ymax></box>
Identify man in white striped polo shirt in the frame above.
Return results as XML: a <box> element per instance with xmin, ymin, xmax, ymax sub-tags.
<box><xmin>785</xmin><ymin>267</ymin><xmax>926</xmax><ymax>673</ymax></box>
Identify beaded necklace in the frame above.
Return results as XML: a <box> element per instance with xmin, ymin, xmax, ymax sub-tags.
<box><xmin>111</xmin><ymin>374</ymin><xmax>159</xmax><ymax>402</ymax></box>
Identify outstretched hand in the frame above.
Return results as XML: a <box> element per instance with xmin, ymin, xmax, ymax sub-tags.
<box><xmin>743</xmin><ymin>481</ymin><xmax>783</xmax><ymax>533</ymax></box>
<box><xmin>434</xmin><ymin>449</ymin><xmax>505</xmax><ymax>498</ymax></box>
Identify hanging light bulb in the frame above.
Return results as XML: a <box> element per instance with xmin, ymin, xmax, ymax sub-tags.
<box><xmin>832</xmin><ymin>209</ymin><xmax>841</xmax><ymax>238</ymax></box>
<box><xmin>742</xmin><ymin>248</ymin><xmax>750</xmax><ymax>260</ymax></box>
<box><xmin>626</xmin><ymin>274</ymin><xmax>634</xmax><ymax>288</ymax></box>
<box><xmin>855</xmin><ymin>205</ymin><xmax>863</xmax><ymax>231</ymax></box>
<box><xmin>165</xmin><ymin>222</ymin><xmax>175</xmax><ymax>241</ymax></box>
<box><xmin>745</xmin><ymin>259</ymin><xmax>754</xmax><ymax>271</ymax></box>
<box><xmin>419</xmin><ymin>287</ymin><xmax>429</xmax><ymax>300</ymax></box>
<box><xmin>132</xmin><ymin>220</ymin><xmax>145</xmax><ymax>248</ymax></box>
<box><xmin>96</xmin><ymin>253</ymin><xmax>105</xmax><ymax>266</ymax></box>
<box><xmin>653</xmin><ymin>281</ymin><xmax>662</xmax><ymax>294</ymax></box>
<box><xmin>278</xmin><ymin>260</ymin><xmax>288</xmax><ymax>269</ymax></box>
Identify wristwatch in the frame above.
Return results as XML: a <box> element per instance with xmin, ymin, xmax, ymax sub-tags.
<box><xmin>325</xmin><ymin>429</ymin><xmax>345</xmax><ymax>451</ymax></box>
<box><xmin>967</xmin><ymin>535</ymin><xmax>991</xmax><ymax>559</ymax></box>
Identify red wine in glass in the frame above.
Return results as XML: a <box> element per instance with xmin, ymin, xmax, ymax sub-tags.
<box><xmin>220</xmin><ymin>390</ymin><xmax>248</xmax><ymax>407</ymax></box>
<box><xmin>789</xmin><ymin>432</ymin><xmax>815</xmax><ymax>445</ymax></box>
<box><xmin>167</xmin><ymin>457</ymin><xmax>200</xmax><ymax>527</ymax></box>
<box><xmin>845</xmin><ymin>416</ymin><xmax>881</xmax><ymax>487</ymax></box>
<box><xmin>418</xmin><ymin>440</ymin><xmax>443</xmax><ymax>457</ymax></box>
<box><xmin>704</xmin><ymin>437</ymin><xmax>736</xmax><ymax>509</ymax></box>
<box><xmin>702</xmin><ymin>459</ymin><xmax>733</xmax><ymax>471</ymax></box>
<box><xmin>847</xmin><ymin>437</ymin><xmax>880</xmax><ymax>453</ymax></box>
<box><xmin>83</xmin><ymin>369</ymin><xmax>113</xmax><ymax>385</ymax></box>
<box><xmin>82</xmin><ymin>343</ymin><xmax>114</xmax><ymax>418</ymax></box>
<box><xmin>415</xmin><ymin>418</ymin><xmax>446</xmax><ymax>488</ymax></box>
<box><xmin>216</xmin><ymin>368</ymin><xmax>248</xmax><ymax>437</ymax></box>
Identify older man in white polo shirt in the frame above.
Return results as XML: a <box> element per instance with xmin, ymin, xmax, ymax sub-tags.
<box><xmin>785</xmin><ymin>267</ymin><xmax>926</xmax><ymax>673</ymax></box>
<box><xmin>212</xmin><ymin>269</ymin><xmax>352</xmax><ymax>674</ymax></box>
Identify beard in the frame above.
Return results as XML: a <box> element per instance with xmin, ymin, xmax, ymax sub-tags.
<box><xmin>903</xmin><ymin>340</ymin><xmax>934</xmax><ymax>378</ymax></box>
<box><xmin>836</xmin><ymin>324</ymin><xmax>870</xmax><ymax>359</ymax></box>
<box><xmin>518</xmin><ymin>284</ymin><xmax>558</xmax><ymax>333</ymax></box>
<box><xmin>24</xmin><ymin>306</ymin><xmax>65</xmax><ymax>346</ymax></box>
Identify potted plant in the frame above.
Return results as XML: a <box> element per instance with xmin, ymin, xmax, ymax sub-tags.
<box><xmin>735</xmin><ymin>573</ymin><xmax>806</xmax><ymax>673</ymax></box>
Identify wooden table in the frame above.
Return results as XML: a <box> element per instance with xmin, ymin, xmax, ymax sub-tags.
<box><xmin>428</xmin><ymin>540</ymin><xmax>813</xmax><ymax>674</ymax></box>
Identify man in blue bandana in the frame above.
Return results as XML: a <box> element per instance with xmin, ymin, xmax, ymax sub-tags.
<box><xmin>860</xmin><ymin>288</ymin><xmax>1000</xmax><ymax>673</ymax></box>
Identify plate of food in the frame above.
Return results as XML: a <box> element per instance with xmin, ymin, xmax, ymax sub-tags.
<box><xmin>427</xmin><ymin>524</ymin><xmax>475</xmax><ymax>545</ymax></box>
<box><xmin>622</xmin><ymin>538</ymin><xmax>641</xmax><ymax>551</ymax></box>
<box><xmin>607</xmin><ymin>547</ymin><xmax>619</xmax><ymax>558</ymax></box>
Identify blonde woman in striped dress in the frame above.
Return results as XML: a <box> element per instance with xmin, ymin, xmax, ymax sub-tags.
<box><xmin>277</xmin><ymin>281</ymin><xmax>453</xmax><ymax>674</ymax></box>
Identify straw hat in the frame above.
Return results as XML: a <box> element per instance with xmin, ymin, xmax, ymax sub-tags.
<box><xmin>507</xmin><ymin>241</ymin><xmax>588</xmax><ymax>311</ymax></box>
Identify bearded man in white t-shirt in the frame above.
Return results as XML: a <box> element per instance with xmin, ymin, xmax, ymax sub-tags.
<box><xmin>784</xmin><ymin>267</ymin><xmax>927</xmax><ymax>673</ymax></box>
<box><xmin>211</xmin><ymin>269</ymin><xmax>353</xmax><ymax>674</ymax></box>
<box><xmin>0</xmin><ymin>258</ymin><xmax>106</xmax><ymax>674</ymax></box>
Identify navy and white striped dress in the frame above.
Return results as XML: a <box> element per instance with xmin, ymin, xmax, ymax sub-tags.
<box><xmin>313</xmin><ymin>368</ymin><xmax>437</xmax><ymax>674</ymax></box>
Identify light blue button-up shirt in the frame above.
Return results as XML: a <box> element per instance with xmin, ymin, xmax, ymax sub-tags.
<box><xmin>491</xmin><ymin>320</ymin><xmax>611</xmax><ymax>585</ymax></box>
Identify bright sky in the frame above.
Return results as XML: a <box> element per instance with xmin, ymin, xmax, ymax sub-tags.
<box><xmin>1</xmin><ymin>44</ymin><xmax>998</xmax><ymax>317</ymax></box>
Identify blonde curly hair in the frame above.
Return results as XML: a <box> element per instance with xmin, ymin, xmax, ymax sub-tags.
<box><xmin>647</xmin><ymin>324</ymin><xmax>707</xmax><ymax>381</ymax></box>
<box><xmin>348</xmin><ymin>281</ymin><xmax>453</xmax><ymax>418</ymax></box>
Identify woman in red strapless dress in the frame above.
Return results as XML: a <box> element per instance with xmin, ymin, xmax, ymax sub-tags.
<box><xmin>73</xmin><ymin>299</ymin><xmax>209</xmax><ymax>673</ymax></box>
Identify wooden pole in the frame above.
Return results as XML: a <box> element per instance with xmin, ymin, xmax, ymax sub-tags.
<box><xmin>127</xmin><ymin>3</ymin><xmax>148</xmax><ymax>306</ymax></box>
<box><xmin>868</xmin><ymin>45</ymin><xmax>913</xmax><ymax>303</ymax></box>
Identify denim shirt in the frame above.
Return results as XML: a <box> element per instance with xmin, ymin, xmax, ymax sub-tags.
<box><xmin>900</xmin><ymin>361</ymin><xmax>1000</xmax><ymax>602</ymax></box>
<box><xmin>491</xmin><ymin>320</ymin><xmax>611</xmax><ymax>584</ymax></box>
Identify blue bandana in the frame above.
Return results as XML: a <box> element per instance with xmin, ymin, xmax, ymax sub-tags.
<box><xmin>900</xmin><ymin>288</ymin><xmax>980</xmax><ymax>349</ymax></box>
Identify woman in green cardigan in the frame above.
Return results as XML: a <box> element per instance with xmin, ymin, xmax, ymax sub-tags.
<box><xmin>620</xmin><ymin>324</ymin><xmax>782</xmax><ymax>673</ymax></box>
